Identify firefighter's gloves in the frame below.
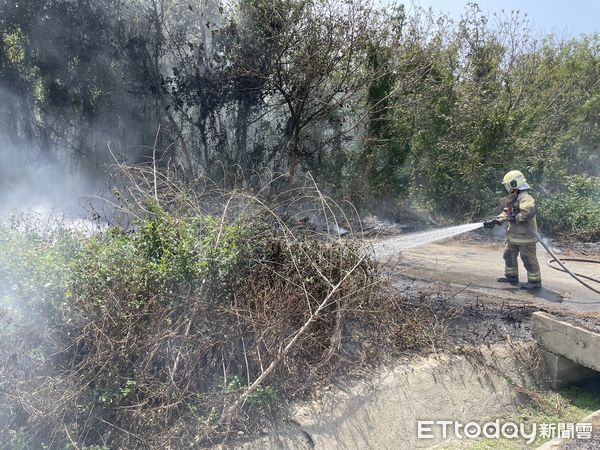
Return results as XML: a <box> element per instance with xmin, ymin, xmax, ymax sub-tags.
<box><xmin>508</xmin><ymin>213</ymin><xmax>519</xmax><ymax>223</ymax></box>
<box><xmin>483</xmin><ymin>219</ymin><xmax>500</xmax><ymax>229</ymax></box>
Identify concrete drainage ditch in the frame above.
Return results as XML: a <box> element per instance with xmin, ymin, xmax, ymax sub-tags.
<box><xmin>226</xmin><ymin>312</ymin><xmax>600</xmax><ymax>450</ymax></box>
<box><xmin>233</xmin><ymin>343</ymin><xmax>540</xmax><ymax>449</ymax></box>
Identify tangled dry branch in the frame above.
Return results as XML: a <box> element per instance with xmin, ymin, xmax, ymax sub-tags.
<box><xmin>0</xmin><ymin>166</ymin><xmax>443</xmax><ymax>449</ymax></box>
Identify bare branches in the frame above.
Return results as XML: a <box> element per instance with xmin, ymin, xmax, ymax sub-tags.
<box><xmin>220</xmin><ymin>249</ymin><xmax>367</xmax><ymax>425</ymax></box>
<box><xmin>1</xmin><ymin>165</ymin><xmax>441</xmax><ymax>448</ymax></box>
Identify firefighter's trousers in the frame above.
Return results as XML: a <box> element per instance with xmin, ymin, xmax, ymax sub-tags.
<box><xmin>503</xmin><ymin>243</ymin><xmax>541</xmax><ymax>283</ymax></box>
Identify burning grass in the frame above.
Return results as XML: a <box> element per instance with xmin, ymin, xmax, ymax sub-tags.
<box><xmin>0</xmin><ymin>169</ymin><xmax>441</xmax><ymax>448</ymax></box>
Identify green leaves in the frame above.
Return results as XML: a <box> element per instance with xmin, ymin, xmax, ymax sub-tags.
<box><xmin>0</xmin><ymin>225</ymin><xmax>82</xmax><ymax>320</ymax></box>
<box><xmin>537</xmin><ymin>175</ymin><xmax>600</xmax><ymax>241</ymax></box>
<box><xmin>354</xmin><ymin>11</ymin><xmax>598</xmax><ymax>230</ymax></box>
<box><xmin>2</xmin><ymin>28</ymin><xmax>26</xmax><ymax>65</ymax></box>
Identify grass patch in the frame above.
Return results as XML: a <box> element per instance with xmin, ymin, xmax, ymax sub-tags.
<box><xmin>439</xmin><ymin>386</ymin><xmax>600</xmax><ymax>449</ymax></box>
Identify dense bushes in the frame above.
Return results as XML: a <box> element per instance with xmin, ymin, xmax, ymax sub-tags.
<box><xmin>537</xmin><ymin>176</ymin><xmax>600</xmax><ymax>241</ymax></box>
<box><xmin>0</xmin><ymin>178</ymin><xmax>436</xmax><ymax>448</ymax></box>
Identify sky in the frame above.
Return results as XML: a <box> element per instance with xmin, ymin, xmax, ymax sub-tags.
<box><xmin>411</xmin><ymin>0</ymin><xmax>599</xmax><ymax>36</ymax></box>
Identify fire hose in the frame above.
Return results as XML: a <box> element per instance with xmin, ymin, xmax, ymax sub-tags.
<box><xmin>527</xmin><ymin>225</ymin><xmax>600</xmax><ymax>295</ymax></box>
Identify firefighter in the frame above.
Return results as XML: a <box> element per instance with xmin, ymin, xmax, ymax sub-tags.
<box><xmin>483</xmin><ymin>170</ymin><xmax>542</xmax><ymax>289</ymax></box>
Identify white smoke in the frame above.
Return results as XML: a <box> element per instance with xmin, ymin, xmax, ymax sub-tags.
<box><xmin>0</xmin><ymin>131</ymin><xmax>110</xmax><ymax>231</ymax></box>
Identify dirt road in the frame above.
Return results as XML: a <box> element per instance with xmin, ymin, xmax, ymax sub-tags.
<box><xmin>375</xmin><ymin>235</ymin><xmax>600</xmax><ymax>312</ymax></box>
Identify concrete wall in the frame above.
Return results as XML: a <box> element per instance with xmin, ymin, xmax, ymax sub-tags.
<box><xmin>533</xmin><ymin>312</ymin><xmax>600</xmax><ymax>388</ymax></box>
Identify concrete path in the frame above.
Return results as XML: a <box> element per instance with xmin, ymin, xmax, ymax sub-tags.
<box><xmin>375</xmin><ymin>237</ymin><xmax>600</xmax><ymax>312</ymax></box>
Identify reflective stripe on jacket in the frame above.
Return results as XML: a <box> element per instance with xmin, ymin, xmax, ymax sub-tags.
<box><xmin>496</xmin><ymin>190</ymin><xmax>538</xmax><ymax>245</ymax></box>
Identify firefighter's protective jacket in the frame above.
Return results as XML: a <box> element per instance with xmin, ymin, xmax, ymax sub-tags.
<box><xmin>496</xmin><ymin>190</ymin><xmax>538</xmax><ymax>245</ymax></box>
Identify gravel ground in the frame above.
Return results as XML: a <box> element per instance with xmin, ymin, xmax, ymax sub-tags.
<box><xmin>561</xmin><ymin>413</ymin><xmax>600</xmax><ymax>449</ymax></box>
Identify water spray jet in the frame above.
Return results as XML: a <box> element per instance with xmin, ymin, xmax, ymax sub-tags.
<box><xmin>373</xmin><ymin>222</ymin><xmax>484</xmax><ymax>257</ymax></box>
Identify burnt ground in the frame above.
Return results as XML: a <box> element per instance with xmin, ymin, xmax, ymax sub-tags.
<box><xmin>388</xmin><ymin>276</ymin><xmax>537</xmax><ymax>348</ymax></box>
<box><xmin>375</xmin><ymin>226</ymin><xmax>600</xmax><ymax>349</ymax></box>
<box><xmin>390</xmin><ymin>274</ymin><xmax>600</xmax><ymax>350</ymax></box>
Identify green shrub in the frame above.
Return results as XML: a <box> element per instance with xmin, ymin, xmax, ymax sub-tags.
<box><xmin>0</xmin><ymin>223</ymin><xmax>82</xmax><ymax>321</ymax></box>
<box><xmin>0</xmin><ymin>198</ymin><xmax>424</xmax><ymax>448</ymax></box>
<box><xmin>537</xmin><ymin>175</ymin><xmax>600</xmax><ymax>241</ymax></box>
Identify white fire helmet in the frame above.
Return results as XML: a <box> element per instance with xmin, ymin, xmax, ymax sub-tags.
<box><xmin>502</xmin><ymin>170</ymin><xmax>528</xmax><ymax>192</ymax></box>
